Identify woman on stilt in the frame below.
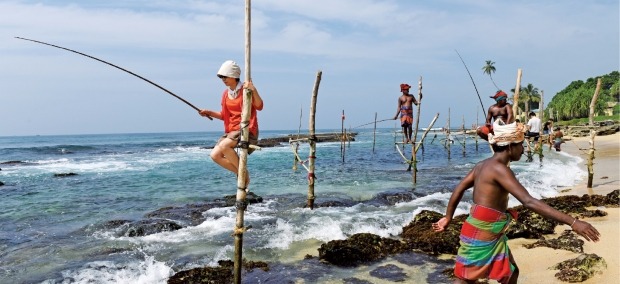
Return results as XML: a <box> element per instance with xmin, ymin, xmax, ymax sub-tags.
<box><xmin>199</xmin><ymin>60</ymin><xmax>264</xmax><ymax>189</ymax></box>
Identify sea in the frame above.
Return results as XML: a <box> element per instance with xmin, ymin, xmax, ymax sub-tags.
<box><xmin>0</xmin><ymin>128</ymin><xmax>586</xmax><ymax>284</ymax></box>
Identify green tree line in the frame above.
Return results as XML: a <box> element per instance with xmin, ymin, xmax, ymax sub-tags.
<box><xmin>546</xmin><ymin>71</ymin><xmax>619</xmax><ymax>121</ymax></box>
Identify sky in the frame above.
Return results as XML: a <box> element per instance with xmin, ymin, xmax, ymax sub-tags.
<box><xmin>1</xmin><ymin>0</ymin><xmax>618</xmax><ymax>136</ymax></box>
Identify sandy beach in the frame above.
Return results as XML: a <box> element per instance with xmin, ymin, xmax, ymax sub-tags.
<box><xmin>509</xmin><ymin>132</ymin><xmax>620</xmax><ymax>283</ymax></box>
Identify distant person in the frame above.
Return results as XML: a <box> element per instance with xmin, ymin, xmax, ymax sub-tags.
<box><xmin>199</xmin><ymin>60</ymin><xmax>264</xmax><ymax>190</ymax></box>
<box><xmin>542</xmin><ymin>120</ymin><xmax>552</xmax><ymax>135</ymax></box>
<box><xmin>526</xmin><ymin>112</ymin><xmax>541</xmax><ymax>143</ymax></box>
<box><xmin>543</xmin><ymin>120</ymin><xmax>554</xmax><ymax>150</ymax></box>
<box><xmin>393</xmin><ymin>83</ymin><xmax>419</xmax><ymax>143</ymax></box>
<box><xmin>553</xmin><ymin>127</ymin><xmax>564</xmax><ymax>151</ymax></box>
<box><xmin>432</xmin><ymin>120</ymin><xmax>600</xmax><ymax>284</ymax></box>
<box><xmin>477</xmin><ymin>90</ymin><xmax>513</xmax><ymax>140</ymax></box>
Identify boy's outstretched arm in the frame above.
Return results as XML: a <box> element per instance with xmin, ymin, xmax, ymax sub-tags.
<box><xmin>433</xmin><ymin>169</ymin><xmax>475</xmax><ymax>232</ymax></box>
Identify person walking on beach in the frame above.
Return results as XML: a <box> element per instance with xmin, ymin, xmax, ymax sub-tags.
<box><xmin>543</xmin><ymin>120</ymin><xmax>553</xmax><ymax>150</ymax></box>
<box><xmin>553</xmin><ymin>126</ymin><xmax>564</xmax><ymax>151</ymax></box>
<box><xmin>432</xmin><ymin>120</ymin><xmax>600</xmax><ymax>284</ymax></box>
<box><xmin>393</xmin><ymin>83</ymin><xmax>418</xmax><ymax>143</ymax></box>
<box><xmin>477</xmin><ymin>90</ymin><xmax>513</xmax><ymax>140</ymax></box>
<box><xmin>199</xmin><ymin>60</ymin><xmax>264</xmax><ymax>189</ymax></box>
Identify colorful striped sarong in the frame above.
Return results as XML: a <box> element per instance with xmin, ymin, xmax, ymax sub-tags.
<box><xmin>454</xmin><ymin>204</ymin><xmax>518</xmax><ymax>284</ymax></box>
<box><xmin>400</xmin><ymin>106</ymin><xmax>413</xmax><ymax>127</ymax></box>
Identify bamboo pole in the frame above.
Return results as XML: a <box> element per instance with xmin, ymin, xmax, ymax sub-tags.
<box><xmin>475</xmin><ymin>107</ymin><xmax>479</xmax><ymax>151</ymax></box>
<box><xmin>292</xmin><ymin>107</ymin><xmax>302</xmax><ymax>170</ymax></box>
<box><xmin>587</xmin><ymin>78</ymin><xmax>602</xmax><ymax>189</ymax></box>
<box><xmin>415</xmin><ymin>113</ymin><xmax>440</xmax><ymax>153</ymax></box>
<box><xmin>408</xmin><ymin>76</ymin><xmax>423</xmax><ymax>177</ymax></box>
<box><xmin>513</xmin><ymin>68</ymin><xmax>523</xmax><ymax>120</ymax></box>
<box><xmin>233</xmin><ymin>1</ymin><xmax>252</xmax><ymax>282</ymax></box>
<box><xmin>447</xmin><ymin>108</ymin><xmax>451</xmax><ymax>159</ymax></box>
<box><xmin>372</xmin><ymin>112</ymin><xmax>377</xmax><ymax>153</ymax></box>
<box><xmin>538</xmin><ymin>90</ymin><xmax>545</xmax><ymax>163</ymax></box>
<box><xmin>395</xmin><ymin>113</ymin><xmax>440</xmax><ymax>165</ymax></box>
<box><xmin>461</xmin><ymin>115</ymin><xmax>466</xmax><ymax>156</ymax></box>
<box><xmin>341</xmin><ymin>110</ymin><xmax>345</xmax><ymax>162</ymax></box>
<box><xmin>307</xmin><ymin>71</ymin><xmax>322</xmax><ymax>209</ymax></box>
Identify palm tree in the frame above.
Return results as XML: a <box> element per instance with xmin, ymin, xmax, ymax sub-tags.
<box><xmin>519</xmin><ymin>83</ymin><xmax>540</xmax><ymax>115</ymax></box>
<box><xmin>482</xmin><ymin>60</ymin><xmax>500</xmax><ymax>90</ymax></box>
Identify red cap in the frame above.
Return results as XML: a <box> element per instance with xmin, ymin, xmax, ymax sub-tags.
<box><xmin>400</xmin><ymin>84</ymin><xmax>411</xmax><ymax>91</ymax></box>
<box><xmin>490</xmin><ymin>90</ymin><xmax>508</xmax><ymax>99</ymax></box>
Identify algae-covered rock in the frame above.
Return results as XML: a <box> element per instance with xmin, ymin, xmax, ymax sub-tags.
<box><xmin>401</xmin><ymin>210</ymin><xmax>465</xmax><ymax>255</ymax></box>
<box><xmin>318</xmin><ymin>233</ymin><xmax>408</xmax><ymax>266</ymax></box>
<box><xmin>167</xmin><ymin>259</ymin><xmax>268</xmax><ymax>284</ymax></box>
<box><xmin>168</xmin><ymin>266</ymin><xmax>232</xmax><ymax>284</ymax></box>
<box><xmin>522</xmin><ymin>230</ymin><xmax>584</xmax><ymax>253</ymax></box>
<box><xmin>551</xmin><ymin>253</ymin><xmax>607</xmax><ymax>282</ymax></box>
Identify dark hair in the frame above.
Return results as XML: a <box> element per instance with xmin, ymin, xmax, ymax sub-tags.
<box><xmin>529</xmin><ymin>112</ymin><xmax>536</xmax><ymax>117</ymax></box>
<box><xmin>491</xmin><ymin>144</ymin><xmax>509</xmax><ymax>152</ymax></box>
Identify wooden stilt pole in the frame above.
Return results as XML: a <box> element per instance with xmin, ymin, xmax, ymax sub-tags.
<box><xmin>415</xmin><ymin>113</ymin><xmax>440</xmax><ymax>153</ymax></box>
<box><xmin>513</xmin><ymin>69</ymin><xmax>523</xmax><ymax>120</ymax></box>
<box><xmin>372</xmin><ymin>112</ymin><xmax>377</xmax><ymax>153</ymax></box>
<box><xmin>587</xmin><ymin>78</ymin><xmax>602</xmax><ymax>189</ymax></box>
<box><xmin>475</xmin><ymin>107</ymin><xmax>479</xmax><ymax>151</ymax></box>
<box><xmin>293</xmin><ymin>107</ymin><xmax>302</xmax><ymax>170</ymax></box>
<box><xmin>233</xmin><ymin>1</ymin><xmax>252</xmax><ymax>282</ymax></box>
<box><xmin>341</xmin><ymin>110</ymin><xmax>345</xmax><ymax>162</ymax></box>
<box><xmin>537</xmin><ymin>90</ymin><xmax>545</xmax><ymax>163</ymax></box>
<box><xmin>308</xmin><ymin>71</ymin><xmax>322</xmax><ymax>209</ymax></box>
<box><xmin>461</xmin><ymin>115</ymin><xmax>466</xmax><ymax>156</ymax></box>
<box><xmin>447</xmin><ymin>108</ymin><xmax>451</xmax><ymax>160</ymax></box>
<box><xmin>408</xmin><ymin>76</ymin><xmax>423</xmax><ymax>178</ymax></box>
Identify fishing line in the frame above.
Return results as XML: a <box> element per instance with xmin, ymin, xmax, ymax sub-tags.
<box><xmin>15</xmin><ymin>36</ymin><xmax>212</xmax><ymax>120</ymax></box>
<box><xmin>455</xmin><ymin>49</ymin><xmax>485</xmax><ymax>111</ymax></box>
<box><xmin>352</xmin><ymin>118</ymin><xmax>393</xmax><ymax>129</ymax></box>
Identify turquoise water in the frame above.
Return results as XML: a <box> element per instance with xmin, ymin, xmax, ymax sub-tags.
<box><xmin>0</xmin><ymin>129</ymin><xmax>585</xmax><ymax>283</ymax></box>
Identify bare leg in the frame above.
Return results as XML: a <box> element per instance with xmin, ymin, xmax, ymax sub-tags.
<box><xmin>407</xmin><ymin>126</ymin><xmax>413</xmax><ymax>143</ymax></box>
<box><xmin>210</xmin><ymin>138</ymin><xmax>250</xmax><ymax>186</ymax></box>
<box><xmin>403</xmin><ymin>127</ymin><xmax>411</xmax><ymax>143</ymax></box>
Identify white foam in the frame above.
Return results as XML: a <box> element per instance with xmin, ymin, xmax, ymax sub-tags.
<box><xmin>49</xmin><ymin>254</ymin><xmax>173</xmax><ymax>284</ymax></box>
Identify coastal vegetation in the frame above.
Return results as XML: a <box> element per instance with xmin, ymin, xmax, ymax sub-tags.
<box><xmin>546</xmin><ymin>71</ymin><xmax>620</xmax><ymax>121</ymax></box>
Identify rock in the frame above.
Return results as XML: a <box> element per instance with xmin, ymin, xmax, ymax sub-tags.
<box><xmin>564</xmin><ymin>123</ymin><xmax>619</xmax><ymax>137</ymax></box>
<box><xmin>401</xmin><ymin>210</ymin><xmax>465</xmax><ymax>255</ymax></box>
<box><xmin>551</xmin><ymin>253</ymin><xmax>607</xmax><ymax>282</ymax></box>
<box><xmin>120</xmin><ymin>219</ymin><xmax>183</xmax><ymax>237</ymax></box>
<box><xmin>364</xmin><ymin>190</ymin><xmax>415</xmax><ymax>206</ymax></box>
<box><xmin>218</xmin><ymin>191</ymin><xmax>264</xmax><ymax>207</ymax></box>
<box><xmin>167</xmin><ymin>259</ymin><xmax>268</xmax><ymax>284</ymax></box>
<box><xmin>168</xmin><ymin>266</ymin><xmax>232</xmax><ymax>284</ymax></box>
<box><xmin>53</xmin><ymin>172</ymin><xmax>78</xmax><ymax>177</ymax></box>
<box><xmin>145</xmin><ymin>202</ymin><xmax>227</xmax><ymax>226</ymax></box>
<box><xmin>318</xmin><ymin>233</ymin><xmax>408</xmax><ymax>266</ymax></box>
<box><xmin>522</xmin><ymin>230</ymin><xmax>584</xmax><ymax>253</ymax></box>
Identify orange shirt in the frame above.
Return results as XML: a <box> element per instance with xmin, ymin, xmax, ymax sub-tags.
<box><xmin>220</xmin><ymin>88</ymin><xmax>263</xmax><ymax>136</ymax></box>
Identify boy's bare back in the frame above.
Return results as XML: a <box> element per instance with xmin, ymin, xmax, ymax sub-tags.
<box><xmin>471</xmin><ymin>158</ymin><xmax>512</xmax><ymax>212</ymax></box>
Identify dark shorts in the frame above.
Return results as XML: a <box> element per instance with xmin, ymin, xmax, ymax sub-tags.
<box><xmin>526</xmin><ymin>131</ymin><xmax>540</xmax><ymax>142</ymax></box>
<box><xmin>218</xmin><ymin>130</ymin><xmax>259</xmax><ymax>154</ymax></box>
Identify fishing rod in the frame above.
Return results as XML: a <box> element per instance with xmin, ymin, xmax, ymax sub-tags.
<box><xmin>455</xmin><ymin>49</ymin><xmax>485</xmax><ymax>112</ymax></box>
<box><xmin>15</xmin><ymin>37</ymin><xmax>212</xmax><ymax>120</ymax></box>
<box><xmin>352</xmin><ymin>118</ymin><xmax>393</xmax><ymax>129</ymax></box>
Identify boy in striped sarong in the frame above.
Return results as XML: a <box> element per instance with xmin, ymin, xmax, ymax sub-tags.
<box><xmin>432</xmin><ymin>120</ymin><xmax>601</xmax><ymax>284</ymax></box>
